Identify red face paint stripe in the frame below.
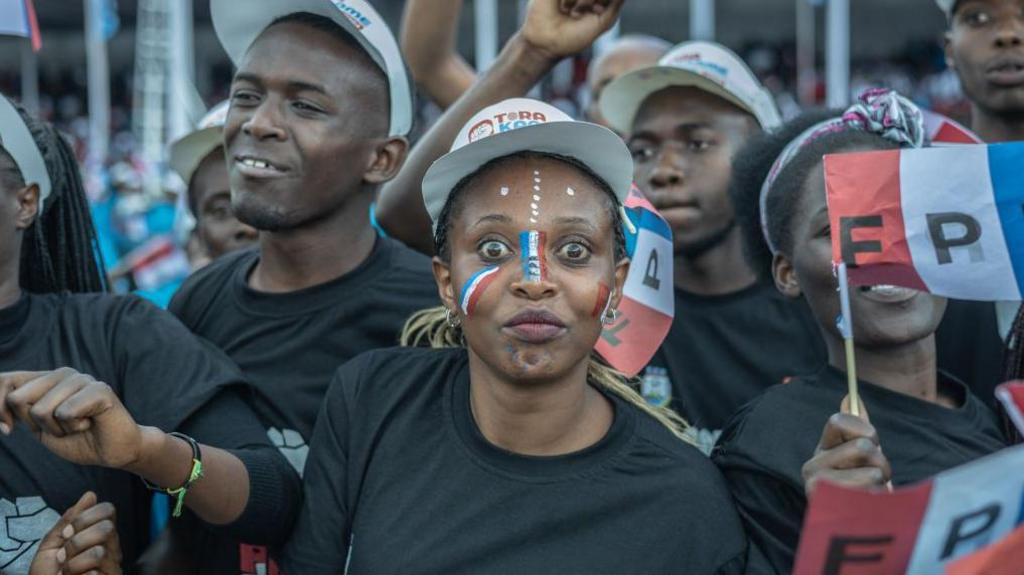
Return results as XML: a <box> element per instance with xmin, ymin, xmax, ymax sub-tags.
<box><xmin>592</xmin><ymin>283</ymin><xmax>611</xmax><ymax>317</ymax></box>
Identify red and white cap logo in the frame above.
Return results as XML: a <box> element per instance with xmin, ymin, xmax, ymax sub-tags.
<box><xmin>453</xmin><ymin>98</ymin><xmax>571</xmax><ymax>151</ymax></box>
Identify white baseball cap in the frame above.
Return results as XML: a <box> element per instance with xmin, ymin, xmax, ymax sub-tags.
<box><xmin>211</xmin><ymin>0</ymin><xmax>412</xmax><ymax>137</ymax></box>
<box><xmin>168</xmin><ymin>100</ymin><xmax>230</xmax><ymax>188</ymax></box>
<box><xmin>0</xmin><ymin>93</ymin><xmax>51</xmax><ymax>214</ymax></box>
<box><xmin>600</xmin><ymin>41</ymin><xmax>782</xmax><ymax>134</ymax></box>
<box><xmin>422</xmin><ymin>98</ymin><xmax>633</xmax><ymax>233</ymax></box>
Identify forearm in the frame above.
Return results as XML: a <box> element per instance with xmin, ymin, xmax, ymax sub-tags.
<box><xmin>422</xmin><ymin>58</ymin><xmax>477</xmax><ymax>110</ymax></box>
<box><xmin>402</xmin><ymin>0</ymin><xmax>476</xmax><ymax>109</ymax></box>
<box><xmin>376</xmin><ymin>33</ymin><xmax>558</xmax><ymax>253</ymax></box>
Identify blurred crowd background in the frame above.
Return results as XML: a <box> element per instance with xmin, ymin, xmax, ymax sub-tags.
<box><xmin>0</xmin><ymin>0</ymin><xmax>960</xmax><ymax>306</ymax></box>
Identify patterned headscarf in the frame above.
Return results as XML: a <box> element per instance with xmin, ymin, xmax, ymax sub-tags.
<box><xmin>759</xmin><ymin>88</ymin><xmax>925</xmax><ymax>254</ymax></box>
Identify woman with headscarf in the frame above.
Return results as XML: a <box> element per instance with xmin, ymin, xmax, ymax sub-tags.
<box><xmin>713</xmin><ymin>90</ymin><xmax>1011</xmax><ymax>573</ymax></box>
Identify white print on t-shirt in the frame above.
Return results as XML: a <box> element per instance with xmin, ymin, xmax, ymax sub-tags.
<box><xmin>0</xmin><ymin>497</ymin><xmax>61</xmax><ymax>574</ymax></box>
<box><xmin>267</xmin><ymin>428</ymin><xmax>309</xmax><ymax>477</ymax></box>
<box><xmin>642</xmin><ymin>367</ymin><xmax>721</xmax><ymax>456</ymax></box>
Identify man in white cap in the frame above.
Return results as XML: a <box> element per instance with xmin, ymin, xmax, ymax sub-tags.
<box><xmin>169</xmin><ymin>100</ymin><xmax>257</xmax><ymax>263</ymax></box>
<box><xmin>165</xmin><ymin>2</ymin><xmax>438</xmax><ymax>573</ymax></box>
<box><xmin>599</xmin><ymin>41</ymin><xmax>826</xmax><ymax>450</ymax></box>
<box><xmin>939</xmin><ymin>0</ymin><xmax>1023</xmax><ymax>391</ymax></box>
<box><xmin>376</xmin><ymin>0</ymin><xmax>627</xmax><ymax>254</ymax></box>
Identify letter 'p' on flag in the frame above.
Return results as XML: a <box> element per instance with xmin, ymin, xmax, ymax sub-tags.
<box><xmin>824</xmin><ymin>143</ymin><xmax>1024</xmax><ymax>301</ymax></box>
<box><xmin>595</xmin><ymin>185</ymin><xmax>674</xmax><ymax>377</ymax></box>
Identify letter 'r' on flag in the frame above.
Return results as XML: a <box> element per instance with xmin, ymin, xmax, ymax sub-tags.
<box><xmin>824</xmin><ymin>142</ymin><xmax>1024</xmax><ymax>302</ymax></box>
<box><xmin>0</xmin><ymin>0</ymin><xmax>41</xmax><ymax>51</ymax></box>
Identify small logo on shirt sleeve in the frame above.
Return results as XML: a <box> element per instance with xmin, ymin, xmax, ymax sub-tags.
<box><xmin>640</xmin><ymin>366</ymin><xmax>672</xmax><ymax>408</ymax></box>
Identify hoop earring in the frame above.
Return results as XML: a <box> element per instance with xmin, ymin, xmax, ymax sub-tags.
<box><xmin>445</xmin><ymin>307</ymin><xmax>462</xmax><ymax>328</ymax></box>
<box><xmin>602</xmin><ymin>307</ymin><xmax>620</xmax><ymax>326</ymax></box>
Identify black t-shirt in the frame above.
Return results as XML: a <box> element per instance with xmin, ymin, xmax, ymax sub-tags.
<box><xmin>642</xmin><ymin>281</ymin><xmax>827</xmax><ymax>450</ymax></box>
<box><xmin>168</xmin><ymin>237</ymin><xmax>438</xmax><ymax>573</ymax></box>
<box><xmin>935</xmin><ymin>299</ymin><xmax>1007</xmax><ymax>410</ymax></box>
<box><xmin>0</xmin><ymin>292</ymin><xmax>282</xmax><ymax>573</ymax></box>
<box><xmin>712</xmin><ymin>366</ymin><xmax>1008</xmax><ymax>574</ymax></box>
<box><xmin>283</xmin><ymin>346</ymin><xmax>749</xmax><ymax>575</ymax></box>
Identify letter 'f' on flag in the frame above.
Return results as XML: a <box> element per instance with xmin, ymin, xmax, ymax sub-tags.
<box><xmin>824</xmin><ymin>143</ymin><xmax>1024</xmax><ymax>301</ymax></box>
<box><xmin>0</xmin><ymin>0</ymin><xmax>41</xmax><ymax>51</ymax></box>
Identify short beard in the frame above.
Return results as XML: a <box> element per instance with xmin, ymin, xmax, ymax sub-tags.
<box><xmin>677</xmin><ymin>219</ymin><xmax>735</xmax><ymax>260</ymax></box>
<box><xmin>232</xmin><ymin>198</ymin><xmax>303</xmax><ymax>233</ymax></box>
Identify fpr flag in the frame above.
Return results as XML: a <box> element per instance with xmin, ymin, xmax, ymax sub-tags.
<box><xmin>0</xmin><ymin>0</ymin><xmax>40</xmax><ymax>51</ymax></box>
<box><xmin>794</xmin><ymin>444</ymin><xmax>1024</xmax><ymax>575</ymax></box>
<box><xmin>825</xmin><ymin>143</ymin><xmax>1024</xmax><ymax>301</ymax></box>
<box><xmin>595</xmin><ymin>185</ymin><xmax>674</xmax><ymax>376</ymax></box>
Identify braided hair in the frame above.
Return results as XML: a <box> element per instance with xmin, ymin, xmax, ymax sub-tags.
<box><xmin>1006</xmin><ymin>306</ymin><xmax>1023</xmax><ymax>381</ymax></box>
<box><xmin>2</xmin><ymin>102</ymin><xmax>107</xmax><ymax>293</ymax></box>
<box><xmin>405</xmin><ymin>151</ymin><xmax>692</xmax><ymax>443</ymax></box>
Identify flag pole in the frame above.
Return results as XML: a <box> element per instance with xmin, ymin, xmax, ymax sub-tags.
<box><xmin>837</xmin><ymin>262</ymin><xmax>860</xmax><ymax>417</ymax></box>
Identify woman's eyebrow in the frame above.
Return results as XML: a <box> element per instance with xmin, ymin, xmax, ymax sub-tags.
<box><xmin>553</xmin><ymin>216</ymin><xmax>598</xmax><ymax>231</ymax></box>
<box><xmin>471</xmin><ymin>214</ymin><xmax>513</xmax><ymax>228</ymax></box>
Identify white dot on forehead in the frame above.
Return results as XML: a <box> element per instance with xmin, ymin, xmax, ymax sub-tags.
<box><xmin>566</xmin><ymin>187</ymin><xmax>575</xmax><ymax>196</ymax></box>
<box><xmin>530</xmin><ymin>203</ymin><xmax>538</xmax><ymax>210</ymax></box>
<box><xmin>532</xmin><ymin>194</ymin><xmax>540</xmax><ymax>201</ymax></box>
<box><xmin>499</xmin><ymin>186</ymin><xmax>509</xmax><ymax>196</ymax></box>
<box><xmin>530</xmin><ymin>217</ymin><xmax>537</xmax><ymax>223</ymax></box>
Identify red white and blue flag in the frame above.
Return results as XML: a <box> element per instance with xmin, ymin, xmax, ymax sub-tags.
<box><xmin>794</xmin><ymin>444</ymin><xmax>1024</xmax><ymax>574</ymax></box>
<box><xmin>922</xmin><ymin>109</ymin><xmax>983</xmax><ymax>146</ymax></box>
<box><xmin>825</xmin><ymin>143</ymin><xmax>1024</xmax><ymax>301</ymax></box>
<box><xmin>123</xmin><ymin>236</ymin><xmax>191</xmax><ymax>292</ymax></box>
<box><xmin>0</xmin><ymin>0</ymin><xmax>40</xmax><ymax>51</ymax></box>
<box><xmin>595</xmin><ymin>185</ymin><xmax>674</xmax><ymax>376</ymax></box>
<box><xmin>997</xmin><ymin>381</ymin><xmax>1024</xmax><ymax>437</ymax></box>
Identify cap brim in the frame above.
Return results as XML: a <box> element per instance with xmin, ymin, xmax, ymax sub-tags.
<box><xmin>168</xmin><ymin>127</ymin><xmax>223</xmax><ymax>187</ymax></box>
<box><xmin>213</xmin><ymin>0</ymin><xmax>375</xmax><ymax>68</ymax></box>
<box><xmin>601</xmin><ymin>65</ymin><xmax>763</xmax><ymax>134</ymax></box>
<box><xmin>423</xmin><ymin>122</ymin><xmax>633</xmax><ymax>232</ymax></box>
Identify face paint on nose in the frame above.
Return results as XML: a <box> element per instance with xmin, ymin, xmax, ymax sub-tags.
<box><xmin>591</xmin><ymin>283</ymin><xmax>612</xmax><ymax>318</ymax></box>
<box><xmin>459</xmin><ymin>265</ymin><xmax>500</xmax><ymax>316</ymax></box>
<box><xmin>520</xmin><ymin>230</ymin><xmax>547</xmax><ymax>283</ymax></box>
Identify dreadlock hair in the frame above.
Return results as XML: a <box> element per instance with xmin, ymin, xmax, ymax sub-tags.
<box><xmin>1005</xmin><ymin>305</ymin><xmax>1024</xmax><ymax>381</ymax></box>
<box><xmin>730</xmin><ymin>109</ymin><xmax>899</xmax><ymax>275</ymax></box>
<box><xmin>401</xmin><ymin>151</ymin><xmax>692</xmax><ymax>443</ymax></box>
<box><xmin>2</xmin><ymin>103</ymin><xmax>107</xmax><ymax>293</ymax></box>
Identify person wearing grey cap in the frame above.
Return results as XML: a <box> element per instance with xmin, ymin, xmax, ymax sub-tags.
<box><xmin>939</xmin><ymin>0</ymin><xmax>1024</xmax><ymax>388</ymax></box>
<box><xmin>168</xmin><ymin>101</ymin><xmax>257</xmax><ymax>264</ymax></box>
<box><xmin>599</xmin><ymin>41</ymin><xmax>826</xmax><ymax>451</ymax></box>
<box><xmin>165</xmin><ymin>1</ymin><xmax>438</xmax><ymax>573</ymax></box>
<box><xmin>283</xmin><ymin>97</ymin><xmax>747</xmax><ymax>574</ymax></box>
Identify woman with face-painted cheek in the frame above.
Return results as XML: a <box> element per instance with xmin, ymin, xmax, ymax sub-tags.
<box><xmin>283</xmin><ymin>99</ymin><xmax>749</xmax><ymax>575</ymax></box>
<box><xmin>713</xmin><ymin>91</ymin><xmax>1011</xmax><ymax>574</ymax></box>
<box><xmin>0</xmin><ymin>94</ymin><xmax>301</xmax><ymax>571</ymax></box>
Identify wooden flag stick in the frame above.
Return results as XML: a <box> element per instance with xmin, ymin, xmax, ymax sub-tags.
<box><xmin>837</xmin><ymin>262</ymin><xmax>860</xmax><ymax>418</ymax></box>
